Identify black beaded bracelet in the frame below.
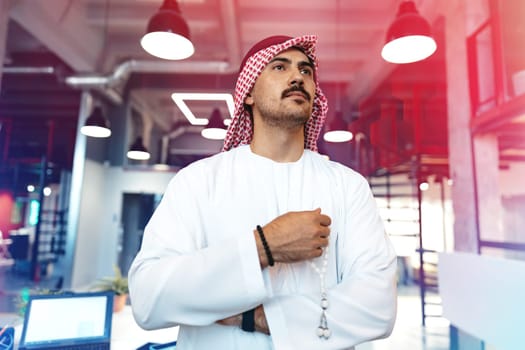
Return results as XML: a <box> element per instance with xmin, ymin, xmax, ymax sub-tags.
<box><xmin>241</xmin><ymin>308</ymin><xmax>255</xmax><ymax>332</ymax></box>
<box><xmin>256</xmin><ymin>225</ymin><xmax>274</xmax><ymax>266</ymax></box>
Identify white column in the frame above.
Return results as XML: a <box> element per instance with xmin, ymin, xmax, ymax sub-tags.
<box><xmin>61</xmin><ymin>91</ymin><xmax>92</xmax><ymax>289</ymax></box>
<box><xmin>444</xmin><ymin>0</ymin><xmax>479</xmax><ymax>253</ymax></box>
<box><xmin>441</xmin><ymin>0</ymin><xmax>490</xmax><ymax>349</ymax></box>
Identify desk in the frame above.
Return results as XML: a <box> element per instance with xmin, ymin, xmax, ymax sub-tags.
<box><xmin>439</xmin><ymin>252</ymin><xmax>525</xmax><ymax>350</ymax></box>
<box><xmin>3</xmin><ymin>307</ymin><xmax>178</xmax><ymax>350</ymax></box>
<box><xmin>111</xmin><ymin>306</ymin><xmax>179</xmax><ymax>350</ymax></box>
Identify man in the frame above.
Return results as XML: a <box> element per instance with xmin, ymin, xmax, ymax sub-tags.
<box><xmin>129</xmin><ymin>35</ymin><xmax>397</xmax><ymax>350</ymax></box>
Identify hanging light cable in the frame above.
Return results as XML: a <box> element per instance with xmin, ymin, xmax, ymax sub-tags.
<box><xmin>141</xmin><ymin>0</ymin><xmax>194</xmax><ymax>60</ymax></box>
<box><xmin>381</xmin><ymin>1</ymin><xmax>437</xmax><ymax>64</ymax></box>
<box><xmin>323</xmin><ymin>0</ymin><xmax>352</xmax><ymax>143</ymax></box>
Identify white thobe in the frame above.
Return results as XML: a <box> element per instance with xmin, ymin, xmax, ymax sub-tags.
<box><xmin>129</xmin><ymin>145</ymin><xmax>397</xmax><ymax>350</ymax></box>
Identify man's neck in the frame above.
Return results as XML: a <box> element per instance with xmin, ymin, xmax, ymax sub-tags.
<box><xmin>250</xmin><ymin>123</ymin><xmax>305</xmax><ymax>162</ymax></box>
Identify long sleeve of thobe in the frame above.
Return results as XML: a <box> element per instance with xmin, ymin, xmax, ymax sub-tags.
<box><xmin>128</xmin><ymin>168</ymin><xmax>268</xmax><ymax>329</ymax></box>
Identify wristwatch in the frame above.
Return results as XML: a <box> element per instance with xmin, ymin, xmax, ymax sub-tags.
<box><xmin>241</xmin><ymin>309</ymin><xmax>255</xmax><ymax>332</ymax></box>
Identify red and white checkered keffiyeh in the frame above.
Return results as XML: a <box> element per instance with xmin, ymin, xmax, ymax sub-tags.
<box><xmin>222</xmin><ymin>35</ymin><xmax>329</xmax><ymax>152</ymax></box>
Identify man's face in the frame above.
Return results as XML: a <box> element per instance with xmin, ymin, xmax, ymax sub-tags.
<box><xmin>244</xmin><ymin>48</ymin><xmax>316</xmax><ymax>129</ymax></box>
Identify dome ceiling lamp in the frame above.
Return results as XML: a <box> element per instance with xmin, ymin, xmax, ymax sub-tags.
<box><xmin>381</xmin><ymin>1</ymin><xmax>437</xmax><ymax>64</ymax></box>
<box><xmin>141</xmin><ymin>0</ymin><xmax>194</xmax><ymax>60</ymax></box>
<box><xmin>323</xmin><ymin>111</ymin><xmax>353</xmax><ymax>143</ymax></box>
<box><xmin>201</xmin><ymin>108</ymin><xmax>227</xmax><ymax>140</ymax></box>
<box><xmin>322</xmin><ymin>0</ymin><xmax>352</xmax><ymax>144</ymax></box>
<box><xmin>80</xmin><ymin>106</ymin><xmax>111</xmax><ymax>138</ymax></box>
<box><xmin>323</xmin><ymin>81</ymin><xmax>352</xmax><ymax>143</ymax></box>
<box><xmin>127</xmin><ymin>137</ymin><xmax>151</xmax><ymax>160</ymax></box>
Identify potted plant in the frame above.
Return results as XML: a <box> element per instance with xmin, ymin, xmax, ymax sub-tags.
<box><xmin>92</xmin><ymin>265</ymin><xmax>129</xmax><ymax>312</ymax></box>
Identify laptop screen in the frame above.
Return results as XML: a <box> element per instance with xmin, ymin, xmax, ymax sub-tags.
<box><xmin>20</xmin><ymin>291</ymin><xmax>114</xmax><ymax>348</ymax></box>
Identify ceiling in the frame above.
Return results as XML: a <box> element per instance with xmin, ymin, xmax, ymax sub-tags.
<box><xmin>3</xmin><ymin>0</ymin><xmax>441</xmax><ymax>171</ymax></box>
<box><xmin>5</xmin><ymin>0</ymin><xmax>523</xmax><ymax>191</ymax></box>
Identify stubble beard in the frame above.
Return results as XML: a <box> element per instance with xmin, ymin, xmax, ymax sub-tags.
<box><xmin>258</xmin><ymin>102</ymin><xmax>310</xmax><ymax>130</ymax></box>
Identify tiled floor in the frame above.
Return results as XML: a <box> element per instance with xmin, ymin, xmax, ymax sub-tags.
<box><xmin>0</xmin><ymin>266</ymin><xmax>450</xmax><ymax>349</ymax></box>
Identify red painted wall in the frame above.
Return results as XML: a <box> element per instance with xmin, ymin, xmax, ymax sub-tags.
<box><xmin>0</xmin><ymin>190</ymin><xmax>23</xmax><ymax>238</ymax></box>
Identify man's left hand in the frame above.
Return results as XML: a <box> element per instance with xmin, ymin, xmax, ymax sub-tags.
<box><xmin>216</xmin><ymin>305</ymin><xmax>269</xmax><ymax>335</ymax></box>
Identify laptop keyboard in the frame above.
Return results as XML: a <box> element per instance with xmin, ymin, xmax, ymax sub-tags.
<box><xmin>56</xmin><ymin>344</ymin><xmax>109</xmax><ymax>350</ymax></box>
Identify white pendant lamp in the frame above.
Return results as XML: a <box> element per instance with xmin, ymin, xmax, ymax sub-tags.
<box><xmin>141</xmin><ymin>0</ymin><xmax>194</xmax><ymax>60</ymax></box>
<box><xmin>80</xmin><ymin>106</ymin><xmax>111</xmax><ymax>138</ymax></box>
<box><xmin>201</xmin><ymin>108</ymin><xmax>227</xmax><ymax>140</ymax></box>
<box><xmin>381</xmin><ymin>1</ymin><xmax>437</xmax><ymax>64</ymax></box>
<box><xmin>323</xmin><ymin>111</ymin><xmax>353</xmax><ymax>143</ymax></box>
<box><xmin>127</xmin><ymin>137</ymin><xmax>151</xmax><ymax>160</ymax></box>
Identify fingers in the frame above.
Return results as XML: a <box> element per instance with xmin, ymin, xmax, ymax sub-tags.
<box><xmin>312</xmin><ymin>245</ymin><xmax>327</xmax><ymax>258</ymax></box>
<box><xmin>311</xmin><ymin>248</ymin><xmax>323</xmax><ymax>258</ymax></box>
<box><xmin>319</xmin><ymin>214</ymin><xmax>331</xmax><ymax>227</ymax></box>
<box><xmin>314</xmin><ymin>210</ymin><xmax>331</xmax><ymax>239</ymax></box>
<box><xmin>318</xmin><ymin>225</ymin><xmax>330</xmax><ymax>238</ymax></box>
<box><xmin>311</xmin><ymin>208</ymin><xmax>332</xmax><ymax>227</ymax></box>
<box><xmin>317</xmin><ymin>235</ymin><xmax>329</xmax><ymax>248</ymax></box>
<box><xmin>265</xmin><ymin>209</ymin><xmax>332</xmax><ymax>264</ymax></box>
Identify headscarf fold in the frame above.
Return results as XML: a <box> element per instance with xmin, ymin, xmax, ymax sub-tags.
<box><xmin>222</xmin><ymin>35</ymin><xmax>328</xmax><ymax>152</ymax></box>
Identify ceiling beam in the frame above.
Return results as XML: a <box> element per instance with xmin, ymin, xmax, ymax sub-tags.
<box><xmin>9</xmin><ymin>0</ymin><xmax>104</xmax><ymax>71</ymax></box>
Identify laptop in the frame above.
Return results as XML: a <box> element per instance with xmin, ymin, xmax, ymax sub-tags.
<box><xmin>19</xmin><ymin>291</ymin><xmax>114</xmax><ymax>350</ymax></box>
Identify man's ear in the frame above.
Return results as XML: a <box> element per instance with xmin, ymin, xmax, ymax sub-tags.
<box><xmin>244</xmin><ymin>93</ymin><xmax>254</xmax><ymax>106</ymax></box>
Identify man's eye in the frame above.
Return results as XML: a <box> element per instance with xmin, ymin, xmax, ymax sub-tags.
<box><xmin>273</xmin><ymin>64</ymin><xmax>284</xmax><ymax>71</ymax></box>
<box><xmin>301</xmin><ymin>68</ymin><xmax>313</xmax><ymax>75</ymax></box>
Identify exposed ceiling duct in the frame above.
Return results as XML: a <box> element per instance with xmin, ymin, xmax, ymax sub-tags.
<box><xmin>64</xmin><ymin>59</ymin><xmax>237</xmax><ymax>89</ymax></box>
<box><xmin>2</xmin><ymin>66</ymin><xmax>55</xmax><ymax>74</ymax></box>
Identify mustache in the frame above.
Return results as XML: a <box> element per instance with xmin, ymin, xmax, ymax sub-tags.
<box><xmin>281</xmin><ymin>86</ymin><xmax>311</xmax><ymax>101</ymax></box>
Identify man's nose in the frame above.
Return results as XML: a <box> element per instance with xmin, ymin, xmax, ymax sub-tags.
<box><xmin>288</xmin><ymin>69</ymin><xmax>304</xmax><ymax>86</ymax></box>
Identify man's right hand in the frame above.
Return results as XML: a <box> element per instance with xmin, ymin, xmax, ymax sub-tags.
<box><xmin>254</xmin><ymin>208</ymin><xmax>331</xmax><ymax>267</ymax></box>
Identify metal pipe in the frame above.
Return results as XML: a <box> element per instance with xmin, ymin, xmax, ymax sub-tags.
<box><xmin>2</xmin><ymin>66</ymin><xmax>55</xmax><ymax>74</ymax></box>
<box><xmin>64</xmin><ymin>60</ymin><xmax>235</xmax><ymax>88</ymax></box>
<box><xmin>1</xmin><ymin>65</ymin><xmax>123</xmax><ymax>104</ymax></box>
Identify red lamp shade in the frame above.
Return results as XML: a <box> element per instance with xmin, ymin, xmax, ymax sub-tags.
<box><xmin>140</xmin><ymin>0</ymin><xmax>194</xmax><ymax>60</ymax></box>
<box><xmin>381</xmin><ymin>1</ymin><xmax>437</xmax><ymax>64</ymax></box>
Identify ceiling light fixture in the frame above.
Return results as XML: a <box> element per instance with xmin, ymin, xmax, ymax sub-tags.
<box><xmin>323</xmin><ymin>111</ymin><xmax>353</xmax><ymax>143</ymax></box>
<box><xmin>381</xmin><ymin>1</ymin><xmax>437</xmax><ymax>64</ymax></box>
<box><xmin>141</xmin><ymin>0</ymin><xmax>194</xmax><ymax>60</ymax></box>
<box><xmin>323</xmin><ymin>8</ymin><xmax>352</xmax><ymax>144</ymax></box>
<box><xmin>80</xmin><ymin>106</ymin><xmax>111</xmax><ymax>138</ymax></box>
<box><xmin>127</xmin><ymin>137</ymin><xmax>151</xmax><ymax>160</ymax></box>
<box><xmin>171</xmin><ymin>92</ymin><xmax>234</xmax><ymax>125</ymax></box>
<box><xmin>201</xmin><ymin>108</ymin><xmax>227</xmax><ymax>140</ymax></box>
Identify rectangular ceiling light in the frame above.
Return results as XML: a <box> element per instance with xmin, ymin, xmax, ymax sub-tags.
<box><xmin>171</xmin><ymin>92</ymin><xmax>234</xmax><ymax>126</ymax></box>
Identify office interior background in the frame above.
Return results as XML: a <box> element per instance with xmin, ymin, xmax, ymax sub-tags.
<box><xmin>0</xmin><ymin>0</ymin><xmax>524</xmax><ymax>349</ymax></box>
